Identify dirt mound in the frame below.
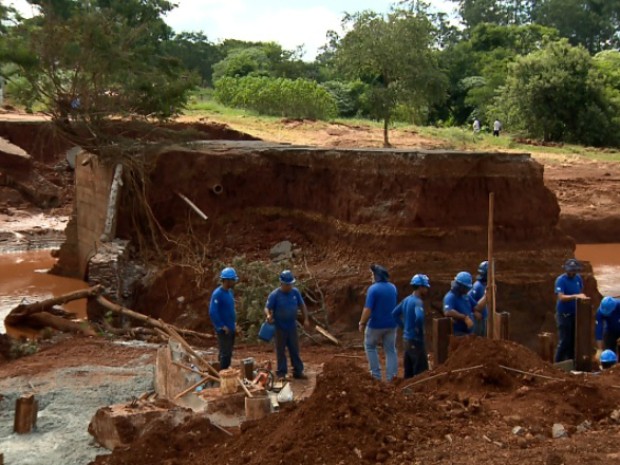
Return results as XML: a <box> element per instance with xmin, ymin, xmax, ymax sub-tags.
<box><xmin>0</xmin><ymin>334</ymin><xmax>11</xmax><ymax>363</ymax></box>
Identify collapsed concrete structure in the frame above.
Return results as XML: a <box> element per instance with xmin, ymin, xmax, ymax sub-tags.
<box><xmin>50</xmin><ymin>139</ymin><xmax>596</xmax><ymax>350</ymax></box>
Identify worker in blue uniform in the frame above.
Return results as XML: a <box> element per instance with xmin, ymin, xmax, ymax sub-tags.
<box><xmin>469</xmin><ymin>261</ymin><xmax>489</xmax><ymax>337</ymax></box>
<box><xmin>264</xmin><ymin>270</ymin><xmax>310</xmax><ymax>380</ymax></box>
<box><xmin>209</xmin><ymin>267</ymin><xmax>239</xmax><ymax>370</ymax></box>
<box><xmin>554</xmin><ymin>259</ymin><xmax>588</xmax><ymax>363</ymax></box>
<box><xmin>443</xmin><ymin>271</ymin><xmax>487</xmax><ymax>336</ymax></box>
<box><xmin>595</xmin><ymin>296</ymin><xmax>620</xmax><ymax>361</ymax></box>
<box><xmin>392</xmin><ymin>274</ymin><xmax>431</xmax><ymax>378</ymax></box>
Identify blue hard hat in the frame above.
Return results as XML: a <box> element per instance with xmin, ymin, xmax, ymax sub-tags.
<box><xmin>410</xmin><ymin>274</ymin><xmax>431</xmax><ymax>288</ymax></box>
<box><xmin>600</xmin><ymin>296</ymin><xmax>617</xmax><ymax>316</ymax></box>
<box><xmin>220</xmin><ymin>267</ymin><xmax>239</xmax><ymax>281</ymax></box>
<box><xmin>477</xmin><ymin>261</ymin><xmax>489</xmax><ymax>276</ymax></box>
<box><xmin>563</xmin><ymin>259</ymin><xmax>582</xmax><ymax>272</ymax></box>
<box><xmin>455</xmin><ymin>271</ymin><xmax>473</xmax><ymax>289</ymax></box>
<box><xmin>601</xmin><ymin>349</ymin><xmax>618</xmax><ymax>364</ymax></box>
<box><xmin>279</xmin><ymin>270</ymin><xmax>296</xmax><ymax>284</ymax></box>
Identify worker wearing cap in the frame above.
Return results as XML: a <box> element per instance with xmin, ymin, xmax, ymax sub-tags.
<box><xmin>209</xmin><ymin>267</ymin><xmax>239</xmax><ymax>370</ymax></box>
<box><xmin>554</xmin><ymin>259</ymin><xmax>588</xmax><ymax>363</ymax></box>
<box><xmin>469</xmin><ymin>261</ymin><xmax>489</xmax><ymax>337</ymax></box>
<box><xmin>392</xmin><ymin>274</ymin><xmax>431</xmax><ymax>378</ymax></box>
<box><xmin>264</xmin><ymin>270</ymin><xmax>310</xmax><ymax>380</ymax></box>
<box><xmin>595</xmin><ymin>296</ymin><xmax>620</xmax><ymax>361</ymax></box>
<box><xmin>359</xmin><ymin>264</ymin><xmax>398</xmax><ymax>382</ymax></box>
<box><xmin>443</xmin><ymin>271</ymin><xmax>488</xmax><ymax>336</ymax></box>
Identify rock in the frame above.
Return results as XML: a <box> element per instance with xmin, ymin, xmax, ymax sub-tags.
<box><xmin>512</xmin><ymin>426</ymin><xmax>525</xmax><ymax>436</ymax></box>
<box><xmin>576</xmin><ymin>420</ymin><xmax>592</xmax><ymax>433</ymax></box>
<box><xmin>504</xmin><ymin>414</ymin><xmax>523</xmax><ymax>425</ymax></box>
<box><xmin>611</xmin><ymin>409</ymin><xmax>620</xmax><ymax>423</ymax></box>
<box><xmin>270</xmin><ymin>240</ymin><xmax>293</xmax><ymax>261</ymax></box>
<box><xmin>552</xmin><ymin>423</ymin><xmax>568</xmax><ymax>439</ymax></box>
<box><xmin>384</xmin><ymin>435</ymin><xmax>397</xmax><ymax>444</ymax></box>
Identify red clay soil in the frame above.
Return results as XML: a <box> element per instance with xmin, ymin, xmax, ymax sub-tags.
<box><xmin>91</xmin><ymin>339</ymin><xmax>620</xmax><ymax>465</ymax></box>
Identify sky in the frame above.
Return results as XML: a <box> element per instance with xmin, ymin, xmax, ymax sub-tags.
<box><xmin>8</xmin><ymin>0</ymin><xmax>456</xmax><ymax>59</ymax></box>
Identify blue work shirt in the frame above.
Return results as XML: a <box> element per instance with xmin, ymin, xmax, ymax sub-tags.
<box><xmin>443</xmin><ymin>290</ymin><xmax>477</xmax><ymax>334</ymax></box>
<box><xmin>209</xmin><ymin>286</ymin><xmax>236</xmax><ymax>333</ymax></box>
<box><xmin>595</xmin><ymin>298</ymin><xmax>620</xmax><ymax>341</ymax></box>
<box><xmin>554</xmin><ymin>274</ymin><xmax>584</xmax><ymax>315</ymax></box>
<box><xmin>365</xmin><ymin>282</ymin><xmax>398</xmax><ymax>329</ymax></box>
<box><xmin>392</xmin><ymin>294</ymin><xmax>425</xmax><ymax>345</ymax></box>
<box><xmin>469</xmin><ymin>280</ymin><xmax>487</xmax><ymax>319</ymax></box>
<box><xmin>266</xmin><ymin>287</ymin><xmax>305</xmax><ymax>331</ymax></box>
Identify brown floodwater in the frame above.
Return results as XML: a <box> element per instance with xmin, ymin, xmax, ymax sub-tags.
<box><xmin>576</xmin><ymin>243</ymin><xmax>620</xmax><ymax>297</ymax></box>
<box><xmin>0</xmin><ymin>249</ymin><xmax>88</xmax><ymax>336</ymax></box>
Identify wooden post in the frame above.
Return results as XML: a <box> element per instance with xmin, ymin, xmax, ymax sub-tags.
<box><xmin>538</xmin><ymin>332</ymin><xmax>555</xmax><ymax>363</ymax></box>
<box><xmin>495</xmin><ymin>312</ymin><xmax>510</xmax><ymax>340</ymax></box>
<box><xmin>487</xmin><ymin>192</ymin><xmax>496</xmax><ymax>339</ymax></box>
<box><xmin>0</xmin><ymin>452</ymin><xmax>3</xmax><ymax>465</ymax></box>
<box><xmin>575</xmin><ymin>298</ymin><xmax>593</xmax><ymax>372</ymax></box>
<box><xmin>433</xmin><ymin>318</ymin><xmax>453</xmax><ymax>365</ymax></box>
<box><xmin>14</xmin><ymin>393</ymin><xmax>38</xmax><ymax>434</ymax></box>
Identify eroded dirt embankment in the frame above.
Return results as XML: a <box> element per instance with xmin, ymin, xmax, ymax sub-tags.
<box><xmin>111</xmin><ymin>142</ymin><xmax>590</xmax><ymax>350</ymax></box>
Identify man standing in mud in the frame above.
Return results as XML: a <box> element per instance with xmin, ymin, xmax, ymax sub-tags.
<box><xmin>265</xmin><ymin>270</ymin><xmax>310</xmax><ymax>381</ymax></box>
<box><xmin>359</xmin><ymin>264</ymin><xmax>398</xmax><ymax>382</ymax></box>
<box><xmin>554</xmin><ymin>259</ymin><xmax>588</xmax><ymax>363</ymax></box>
<box><xmin>443</xmin><ymin>271</ymin><xmax>487</xmax><ymax>336</ymax></box>
<box><xmin>392</xmin><ymin>274</ymin><xmax>431</xmax><ymax>378</ymax></box>
<box><xmin>209</xmin><ymin>267</ymin><xmax>239</xmax><ymax>370</ymax></box>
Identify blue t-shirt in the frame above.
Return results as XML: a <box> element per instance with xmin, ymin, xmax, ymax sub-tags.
<box><xmin>209</xmin><ymin>286</ymin><xmax>236</xmax><ymax>333</ymax></box>
<box><xmin>469</xmin><ymin>280</ymin><xmax>487</xmax><ymax>319</ymax></box>
<box><xmin>392</xmin><ymin>294</ymin><xmax>425</xmax><ymax>345</ymax></box>
<box><xmin>266</xmin><ymin>288</ymin><xmax>305</xmax><ymax>331</ymax></box>
<box><xmin>595</xmin><ymin>298</ymin><xmax>620</xmax><ymax>341</ymax></box>
<box><xmin>365</xmin><ymin>282</ymin><xmax>398</xmax><ymax>329</ymax></box>
<box><xmin>554</xmin><ymin>274</ymin><xmax>584</xmax><ymax>315</ymax></box>
<box><xmin>443</xmin><ymin>290</ymin><xmax>477</xmax><ymax>334</ymax></box>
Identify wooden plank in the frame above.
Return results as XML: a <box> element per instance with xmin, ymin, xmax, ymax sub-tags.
<box><xmin>14</xmin><ymin>394</ymin><xmax>38</xmax><ymax>434</ymax></box>
<box><xmin>575</xmin><ymin>298</ymin><xmax>593</xmax><ymax>372</ymax></box>
<box><xmin>432</xmin><ymin>318</ymin><xmax>452</xmax><ymax>365</ymax></box>
<box><xmin>487</xmin><ymin>192</ymin><xmax>496</xmax><ymax>339</ymax></box>
<box><xmin>538</xmin><ymin>332</ymin><xmax>555</xmax><ymax>363</ymax></box>
<box><xmin>315</xmin><ymin>325</ymin><xmax>340</xmax><ymax>345</ymax></box>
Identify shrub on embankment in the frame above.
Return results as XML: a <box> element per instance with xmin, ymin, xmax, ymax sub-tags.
<box><xmin>214</xmin><ymin>76</ymin><xmax>338</xmax><ymax>120</ymax></box>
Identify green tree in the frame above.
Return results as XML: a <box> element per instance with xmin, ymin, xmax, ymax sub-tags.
<box><xmin>492</xmin><ymin>39</ymin><xmax>619</xmax><ymax>146</ymax></box>
<box><xmin>212</xmin><ymin>47</ymin><xmax>272</xmax><ymax>81</ymax></box>
<box><xmin>450</xmin><ymin>0</ymin><xmax>538</xmax><ymax>28</ymax></box>
<box><xmin>333</xmin><ymin>7</ymin><xmax>447</xmax><ymax>146</ymax></box>
<box><xmin>166</xmin><ymin>32</ymin><xmax>223</xmax><ymax>86</ymax></box>
<box><xmin>2</xmin><ymin>0</ymin><xmax>196</xmax><ymax>125</ymax></box>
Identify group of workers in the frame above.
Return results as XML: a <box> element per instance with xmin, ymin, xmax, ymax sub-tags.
<box><xmin>209</xmin><ymin>257</ymin><xmax>618</xmax><ymax>384</ymax></box>
<box><xmin>209</xmin><ymin>267</ymin><xmax>310</xmax><ymax>380</ymax></box>
<box><xmin>357</xmin><ymin>262</ymin><xmax>489</xmax><ymax>381</ymax></box>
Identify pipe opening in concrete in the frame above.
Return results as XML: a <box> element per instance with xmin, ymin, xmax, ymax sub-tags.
<box><xmin>212</xmin><ymin>184</ymin><xmax>224</xmax><ymax>195</ymax></box>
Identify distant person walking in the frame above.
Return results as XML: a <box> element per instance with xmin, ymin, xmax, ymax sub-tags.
<box><xmin>493</xmin><ymin>119</ymin><xmax>502</xmax><ymax>137</ymax></box>
<box><xmin>472</xmin><ymin>118</ymin><xmax>481</xmax><ymax>134</ymax></box>
<box><xmin>554</xmin><ymin>259</ymin><xmax>588</xmax><ymax>363</ymax></box>
<box><xmin>209</xmin><ymin>267</ymin><xmax>239</xmax><ymax>370</ymax></box>
<box><xmin>392</xmin><ymin>274</ymin><xmax>431</xmax><ymax>378</ymax></box>
<box><xmin>359</xmin><ymin>264</ymin><xmax>398</xmax><ymax>382</ymax></box>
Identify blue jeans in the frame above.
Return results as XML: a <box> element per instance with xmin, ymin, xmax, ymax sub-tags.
<box><xmin>364</xmin><ymin>327</ymin><xmax>398</xmax><ymax>381</ymax></box>
<box><xmin>275</xmin><ymin>327</ymin><xmax>303</xmax><ymax>377</ymax></box>
<box><xmin>555</xmin><ymin>313</ymin><xmax>575</xmax><ymax>363</ymax></box>
<box><xmin>473</xmin><ymin>318</ymin><xmax>487</xmax><ymax>337</ymax></box>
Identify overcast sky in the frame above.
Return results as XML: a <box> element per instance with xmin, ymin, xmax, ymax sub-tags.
<box><xmin>8</xmin><ymin>0</ymin><xmax>456</xmax><ymax>59</ymax></box>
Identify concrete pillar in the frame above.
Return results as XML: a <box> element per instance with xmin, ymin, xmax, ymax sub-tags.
<box><xmin>433</xmin><ymin>318</ymin><xmax>453</xmax><ymax>365</ymax></box>
<box><xmin>538</xmin><ymin>332</ymin><xmax>555</xmax><ymax>363</ymax></box>
<box><xmin>575</xmin><ymin>298</ymin><xmax>593</xmax><ymax>372</ymax></box>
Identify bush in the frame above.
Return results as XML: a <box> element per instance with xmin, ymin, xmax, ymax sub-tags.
<box><xmin>321</xmin><ymin>80</ymin><xmax>371</xmax><ymax>118</ymax></box>
<box><xmin>214</xmin><ymin>76</ymin><xmax>337</xmax><ymax>120</ymax></box>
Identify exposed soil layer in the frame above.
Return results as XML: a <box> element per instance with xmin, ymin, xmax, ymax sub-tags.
<box><xmin>93</xmin><ymin>337</ymin><xmax>620</xmax><ymax>465</ymax></box>
<box><xmin>545</xmin><ymin>161</ymin><xmax>620</xmax><ymax>243</ymax></box>
<box><xmin>113</xmin><ymin>142</ymin><xmax>589</xmax><ymax>350</ymax></box>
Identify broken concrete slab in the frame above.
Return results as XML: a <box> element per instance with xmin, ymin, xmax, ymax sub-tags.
<box><xmin>0</xmin><ymin>136</ymin><xmax>32</xmax><ymax>170</ymax></box>
<box><xmin>270</xmin><ymin>240</ymin><xmax>293</xmax><ymax>261</ymax></box>
<box><xmin>88</xmin><ymin>399</ymin><xmax>193</xmax><ymax>450</ymax></box>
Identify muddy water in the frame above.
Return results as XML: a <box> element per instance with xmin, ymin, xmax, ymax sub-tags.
<box><xmin>576</xmin><ymin>243</ymin><xmax>620</xmax><ymax>297</ymax></box>
<box><xmin>0</xmin><ymin>249</ymin><xmax>88</xmax><ymax>335</ymax></box>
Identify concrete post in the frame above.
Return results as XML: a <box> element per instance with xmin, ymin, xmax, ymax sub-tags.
<box><xmin>575</xmin><ymin>298</ymin><xmax>593</xmax><ymax>372</ymax></box>
<box><xmin>538</xmin><ymin>332</ymin><xmax>555</xmax><ymax>363</ymax></box>
<box><xmin>433</xmin><ymin>318</ymin><xmax>453</xmax><ymax>365</ymax></box>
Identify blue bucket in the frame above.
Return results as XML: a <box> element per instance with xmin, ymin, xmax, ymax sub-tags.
<box><xmin>258</xmin><ymin>321</ymin><xmax>275</xmax><ymax>342</ymax></box>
